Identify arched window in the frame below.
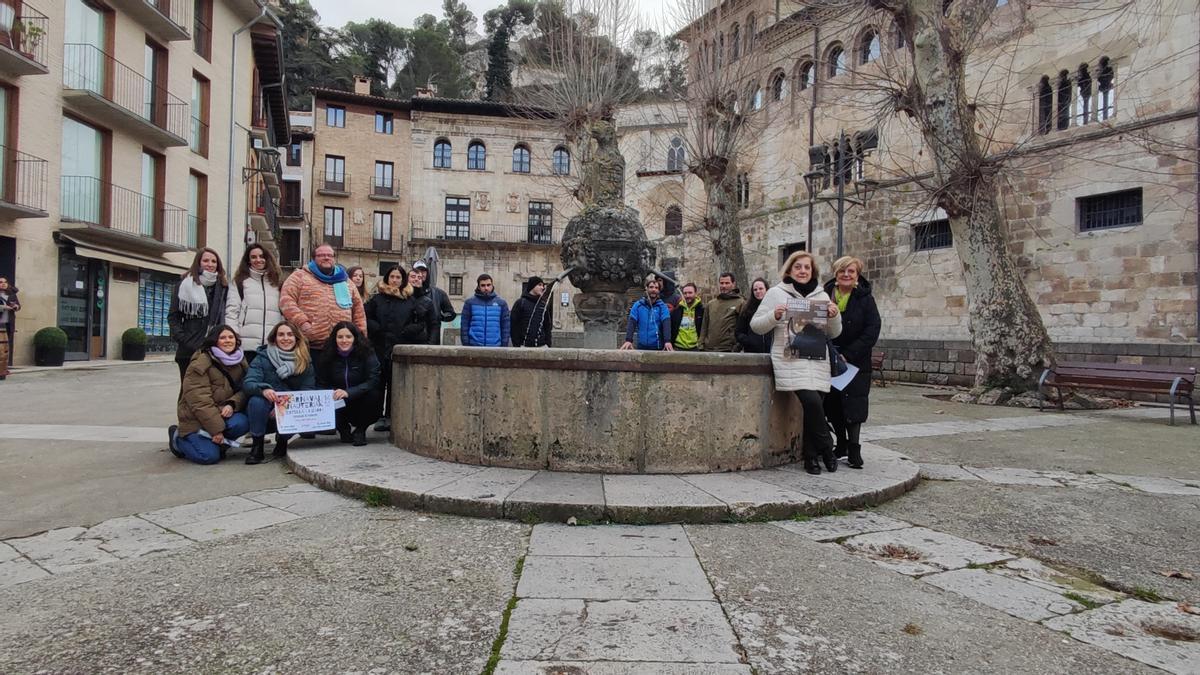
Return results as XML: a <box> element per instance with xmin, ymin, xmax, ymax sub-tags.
<box><xmin>894</xmin><ymin>21</ymin><xmax>906</xmax><ymax>49</ymax></box>
<box><xmin>1075</xmin><ymin>63</ymin><xmax>1092</xmax><ymax>125</ymax></box>
<box><xmin>1055</xmin><ymin>70</ymin><xmax>1071</xmax><ymax>131</ymax></box>
<box><xmin>770</xmin><ymin>69</ymin><xmax>787</xmax><ymax>101</ymax></box>
<box><xmin>1097</xmin><ymin>57</ymin><xmax>1115</xmax><ymax>120</ymax></box>
<box><xmin>664</xmin><ymin>205</ymin><xmax>683</xmax><ymax>235</ymax></box>
<box><xmin>467</xmin><ymin>141</ymin><xmax>486</xmax><ymax>170</ymax></box>
<box><xmin>667</xmin><ymin>136</ymin><xmax>686</xmax><ymax>172</ymax></box>
<box><xmin>433</xmin><ymin>138</ymin><xmax>452</xmax><ymax>168</ymax></box>
<box><xmin>512</xmin><ymin>144</ymin><xmax>531</xmax><ymax>173</ymax></box>
<box><xmin>1036</xmin><ymin>76</ymin><xmax>1052</xmax><ymax>134</ymax></box>
<box><xmin>730</xmin><ymin>24</ymin><xmax>740</xmax><ymax>61</ymax></box>
<box><xmin>796</xmin><ymin>61</ymin><xmax>814</xmax><ymax>91</ymax></box>
<box><xmin>749</xmin><ymin>83</ymin><xmax>763</xmax><ymax>111</ymax></box>
<box><xmin>859</xmin><ymin>29</ymin><xmax>881</xmax><ymax>65</ymax></box>
<box><xmin>745</xmin><ymin>14</ymin><xmax>756</xmax><ymax>54</ymax></box>
<box><xmin>736</xmin><ymin>173</ymin><xmax>750</xmax><ymax>209</ymax></box>
<box><xmin>827</xmin><ymin>44</ymin><xmax>846</xmax><ymax>78</ymax></box>
<box><xmin>552</xmin><ymin>146</ymin><xmax>571</xmax><ymax>175</ymax></box>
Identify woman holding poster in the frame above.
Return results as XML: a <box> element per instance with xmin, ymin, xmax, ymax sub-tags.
<box><xmin>316</xmin><ymin>321</ymin><xmax>381</xmax><ymax>447</ymax></box>
<box><xmin>242</xmin><ymin>321</ymin><xmax>316</xmax><ymax>465</ymax></box>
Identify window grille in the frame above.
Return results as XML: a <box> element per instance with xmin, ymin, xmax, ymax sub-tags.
<box><xmin>914</xmin><ymin>219</ymin><xmax>952</xmax><ymax>250</ymax></box>
<box><xmin>1078</xmin><ymin>189</ymin><xmax>1141</xmax><ymax>231</ymax></box>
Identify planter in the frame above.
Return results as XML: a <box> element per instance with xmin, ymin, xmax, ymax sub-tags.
<box><xmin>34</xmin><ymin>345</ymin><xmax>65</xmax><ymax>367</ymax></box>
<box><xmin>121</xmin><ymin>343</ymin><xmax>146</xmax><ymax>361</ymax></box>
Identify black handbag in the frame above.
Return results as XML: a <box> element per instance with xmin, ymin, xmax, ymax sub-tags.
<box><xmin>787</xmin><ymin>323</ymin><xmax>828</xmax><ymax>360</ymax></box>
<box><xmin>829</xmin><ymin>342</ymin><xmax>848</xmax><ymax>377</ymax></box>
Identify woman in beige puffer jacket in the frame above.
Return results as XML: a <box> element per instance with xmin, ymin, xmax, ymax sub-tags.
<box><xmin>751</xmin><ymin>250</ymin><xmax>842</xmax><ymax>475</ymax></box>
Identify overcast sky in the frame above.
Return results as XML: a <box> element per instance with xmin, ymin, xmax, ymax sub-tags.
<box><xmin>307</xmin><ymin>0</ymin><xmax>678</xmax><ymax>36</ymax></box>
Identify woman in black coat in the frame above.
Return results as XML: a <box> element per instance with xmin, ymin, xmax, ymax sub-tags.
<box><xmin>169</xmin><ymin>248</ymin><xmax>230</xmax><ymax>381</ymax></box>
<box><xmin>316</xmin><ymin>321</ymin><xmax>381</xmax><ymax>446</ymax></box>
<box><xmin>735</xmin><ymin>277</ymin><xmax>772</xmax><ymax>353</ymax></box>
<box><xmin>365</xmin><ymin>266</ymin><xmax>437</xmax><ymax>431</ymax></box>
<box><xmin>824</xmin><ymin>256</ymin><xmax>881</xmax><ymax>469</ymax></box>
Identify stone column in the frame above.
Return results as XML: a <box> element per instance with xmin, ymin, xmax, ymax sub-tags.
<box><xmin>573</xmin><ymin>291</ymin><xmax>628</xmax><ymax>349</ymax></box>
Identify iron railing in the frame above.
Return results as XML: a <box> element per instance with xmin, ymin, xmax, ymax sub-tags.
<box><xmin>410</xmin><ymin>219</ymin><xmax>560</xmax><ymax>245</ymax></box>
<box><xmin>62</xmin><ymin>43</ymin><xmax>189</xmax><ymax>140</ymax></box>
<box><xmin>318</xmin><ymin>170</ymin><xmax>349</xmax><ymax>194</ymax></box>
<box><xmin>143</xmin><ymin>0</ymin><xmax>190</xmax><ymax>34</ymax></box>
<box><xmin>1</xmin><ymin>5</ymin><xmax>49</xmax><ymax>67</ymax></box>
<box><xmin>245</xmin><ymin>169</ymin><xmax>280</xmax><ymax>243</ymax></box>
<box><xmin>61</xmin><ymin>175</ymin><xmax>189</xmax><ymax>247</ymax></box>
<box><xmin>0</xmin><ymin>144</ymin><xmax>47</xmax><ymax>212</ymax></box>
<box><xmin>371</xmin><ymin>177</ymin><xmax>400</xmax><ymax>198</ymax></box>
<box><xmin>278</xmin><ymin>196</ymin><xmax>304</xmax><ymax>219</ymax></box>
<box><xmin>189</xmin><ymin>115</ymin><xmax>208</xmax><ymax>156</ymax></box>
<box><xmin>187</xmin><ymin>215</ymin><xmax>202</xmax><ymax>248</ymax></box>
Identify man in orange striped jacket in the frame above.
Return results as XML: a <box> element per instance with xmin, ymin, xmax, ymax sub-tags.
<box><xmin>279</xmin><ymin>244</ymin><xmax>367</xmax><ymax>359</ymax></box>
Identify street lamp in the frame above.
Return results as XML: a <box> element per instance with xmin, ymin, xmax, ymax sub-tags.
<box><xmin>804</xmin><ymin>129</ymin><xmax>878</xmax><ymax>257</ymax></box>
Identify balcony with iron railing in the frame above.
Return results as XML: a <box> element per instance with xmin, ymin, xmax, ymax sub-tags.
<box><xmin>0</xmin><ymin>144</ymin><xmax>48</xmax><ymax>219</ymax></box>
<box><xmin>62</xmin><ymin>43</ymin><xmax>189</xmax><ymax>149</ymax></box>
<box><xmin>278</xmin><ymin>196</ymin><xmax>305</xmax><ymax>220</ymax></box>
<box><xmin>0</xmin><ymin>4</ymin><xmax>50</xmax><ymax>76</ymax></box>
<box><xmin>189</xmin><ymin>115</ymin><xmax>208</xmax><ymax>157</ymax></box>
<box><xmin>60</xmin><ymin>175</ymin><xmax>191</xmax><ymax>249</ymax></box>
<box><xmin>245</xmin><ymin>169</ymin><xmax>279</xmax><ymax>245</ymax></box>
<box><xmin>317</xmin><ymin>170</ymin><xmax>350</xmax><ymax>196</ymax></box>
<box><xmin>369</xmin><ymin>177</ymin><xmax>401</xmax><ymax>201</ymax></box>
<box><xmin>410</xmin><ymin>219</ymin><xmax>559</xmax><ymax>246</ymax></box>
<box><xmin>108</xmin><ymin>0</ymin><xmax>190</xmax><ymax>42</ymax></box>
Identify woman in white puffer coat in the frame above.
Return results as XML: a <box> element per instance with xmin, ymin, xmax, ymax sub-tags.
<box><xmin>751</xmin><ymin>250</ymin><xmax>843</xmax><ymax>475</ymax></box>
<box><xmin>225</xmin><ymin>244</ymin><xmax>283</xmax><ymax>358</ymax></box>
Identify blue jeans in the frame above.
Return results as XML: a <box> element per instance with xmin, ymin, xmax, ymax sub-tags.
<box><xmin>176</xmin><ymin>413</ymin><xmax>250</xmax><ymax>465</ymax></box>
<box><xmin>247</xmin><ymin>395</ymin><xmax>293</xmax><ymax>441</ymax></box>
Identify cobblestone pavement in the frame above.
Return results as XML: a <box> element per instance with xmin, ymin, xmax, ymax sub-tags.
<box><xmin>1</xmin><ymin>364</ymin><xmax>1198</xmax><ymax>673</ymax></box>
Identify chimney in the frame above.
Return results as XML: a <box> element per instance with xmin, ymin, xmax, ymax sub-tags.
<box><xmin>353</xmin><ymin>76</ymin><xmax>371</xmax><ymax>95</ymax></box>
<box><xmin>414</xmin><ymin>83</ymin><xmax>438</xmax><ymax>99</ymax></box>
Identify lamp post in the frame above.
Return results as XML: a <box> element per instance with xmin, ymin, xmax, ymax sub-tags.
<box><xmin>804</xmin><ymin>129</ymin><xmax>878</xmax><ymax>257</ymax></box>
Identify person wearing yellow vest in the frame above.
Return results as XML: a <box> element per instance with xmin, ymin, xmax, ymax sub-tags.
<box><xmin>669</xmin><ymin>283</ymin><xmax>704</xmax><ymax>351</ymax></box>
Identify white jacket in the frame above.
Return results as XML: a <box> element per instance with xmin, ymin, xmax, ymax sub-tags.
<box><xmin>750</xmin><ymin>281</ymin><xmax>843</xmax><ymax>392</ymax></box>
<box><xmin>225</xmin><ymin>271</ymin><xmax>282</xmax><ymax>351</ymax></box>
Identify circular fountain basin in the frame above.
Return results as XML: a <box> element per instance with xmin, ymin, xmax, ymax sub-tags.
<box><xmin>389</xmin><ymin>346</ymin><xmax>804</xmax><ymax>474</ymax></box>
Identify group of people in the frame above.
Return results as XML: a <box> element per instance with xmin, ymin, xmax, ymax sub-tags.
<box><xmin>622</xmin><ymin>254</ymin><xmax>881</xmax><ymax>475</ymax></box>
<box><xmin>166</xmin><ymin>243</ymin><xmax>455</xmax><ymax>465</ymax></box>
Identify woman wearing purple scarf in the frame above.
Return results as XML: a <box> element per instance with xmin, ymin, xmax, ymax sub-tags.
<box><xmin>168</xmin><ymin>325</ymin><xmax>250</xmax><ymax>464</ymax></box>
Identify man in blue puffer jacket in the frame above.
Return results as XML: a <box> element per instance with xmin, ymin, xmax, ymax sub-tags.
<box><xmin>460</xmin><ymin>274</ymin><xmax>511</xmax><ymax>347</ymax></box>
<box><xmin>620</xmin><ymin>277</ymin><xmax>674</xmax><ymax>351</ymax></box>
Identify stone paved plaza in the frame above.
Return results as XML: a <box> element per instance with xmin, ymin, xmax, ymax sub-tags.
<box><xmin>1</xmin><ymin>362</ymin><xmax>1198</xmax><ymax>673</ymax></box>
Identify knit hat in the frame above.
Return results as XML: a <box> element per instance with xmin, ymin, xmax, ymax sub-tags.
<box><xmin>526</xmin><ymin>276</ymin><xmax>545</xmax><ymax>288</ymax></box>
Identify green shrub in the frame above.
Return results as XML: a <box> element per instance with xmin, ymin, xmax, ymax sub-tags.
<box><xmin>121</xmin><ymin>327</ymin><xmax>148</xmax><ymax>346</ymax></box>
<box><xmin>33</xmin><ymin>326</ymin><xmax>68</xmax><ymax>349</ymax></box>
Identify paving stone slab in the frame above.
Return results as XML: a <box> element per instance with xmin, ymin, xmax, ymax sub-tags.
<box><xmin>333</xmin><ymin>460</ymin><xmax>488</xmax><ymax>509</ymax></box>
<box><xmin>0</xmin><ymin>558</ymin><xmax>50</xmax><ymax>588</ymax></box>
<box><xmin>140</xmin><ymin>496</ymin><xmax>266</xmax><ymax>530</ymax></box>
<box><xmin>919</xmin><ymin>463</ymin><xmax>982</xmax><ymax>481</ymax></box>
<box><xmin>922</xmin><ymin>568</ymin><xmax>1084</xmax><ymax>621</ymax></box>
<box><xmin>82</xmin><ymin>516</ymin><xmax>192</xmax><ymax>559</ymax></box>
<box><xmin>518</xmin><ymin>554</ymin><xmax>714</xmax><ymax>601</ymax></box>
<box><xmin>495</xmin><ymin>661</ymin><xmax>752</xmax><ymax>674</ymax></box>
<box><xmin>678</xmin><ymin>472</ymin><xmax>817</xmax><ymax>519</ymax></box>
<box><xmin>0</xmin><ymin>541</ymin><xmax>18</xmax><ymax>563</ymax></box>
<box><xmin>840</xmin><ymin>526</ymin><xmax>1014</xmax><ymax>576</ymax></box>
<box><xmin>528</xmin><ymin>524</ymin><xmax>693</xmax><ymax>557</ymax></box>
<box><xmin>7</xmin><ymin>527</ymin><xmax>121</xmax><ymax>574</ymax></box>
<box><xmin>168</xmin><ymin>507</ymin><xmax>301</xmax><ymax>542</ymax></box>
<box><xmin>425</xmin><ymin>466</ymin><xmax>537</xmax><ymax>518</ymax></box>
<box><xmin>502</xmin><ymin>598</ymin><xmax>743</xmax><ymax>664</ymax></box>
<box><xmin>964</xmin><ymin>467</ymin><xmax>1064</xmax><ymax>487</ymax></box>
<box><xmin>240</xmin><ymin>484</ymin><xmax>359</xmax><ymax>517</ymax></box>
<box><xmin>506</xmin><ymin>471</ymin><xmax>607</xmax><ymax>522</ymax></box>
<box><xmin>1096</xmin><ymin>474</ymin><xmax>1200</xmax><ymax>496</ymax></box>
<box><xmin>602</xmin><ymin>475</ymin><xmax>726</xmax><ymax>523</ymax></box>
<box><xmin>995</xmin><ymin>558</ymin><xmax>1126</xmax><ymax>606</ymax></box>
<box><xmin>1043</xmin><ymin>600</ymin><xmax>1200</xmax><ymax>675</ymax></box>
<box><xmin>773</xmin><ymin>511</ymin><xmax>912</xmax><ymax>542</ymax></box>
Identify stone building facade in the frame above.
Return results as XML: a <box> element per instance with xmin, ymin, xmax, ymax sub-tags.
<box><xmin>663</xmin><ymin>0</ymin><xmax>1199</xmax><ymax>382</ymax></box>
<box><xmin>0</xmin><ymin>0</ymin><xmax>288</xmax><ymax>364</ymax></box>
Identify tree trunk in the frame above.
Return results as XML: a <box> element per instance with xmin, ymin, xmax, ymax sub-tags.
<box><xmin>907</xmin><ymin>0</ymin><xmax>1054</xmax><ymax>389</ymax></box>
<box><xmin>702</xmin><ymin>173</ymin><xmax>749</xmax><ymax>292</ymax></box>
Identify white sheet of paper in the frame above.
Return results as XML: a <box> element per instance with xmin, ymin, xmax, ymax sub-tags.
<box><xmin>333</xmin><ymin>399</ymin><xmax>346</xmax><ymax>409</ymax></box>
<box><xmin>831</xmin><ymin>363</ymin><xmax>860</xmax><ymax>391</ymax></box>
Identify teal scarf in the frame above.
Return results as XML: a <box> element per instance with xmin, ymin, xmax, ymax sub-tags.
<box><xmin>307</xmin><ymin>260</ymin><xmax>352</xmax><ymax>309</ymax></box>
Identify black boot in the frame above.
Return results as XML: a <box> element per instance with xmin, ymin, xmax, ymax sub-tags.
<box><xmin>337</xmin><ymin>423</ymin><xmax>353</xmax><ymax>444</ymax></box>
<box><xmin>803</xmin><ymin>446</ymin><xmax>821</xmax><ymax>475</ymax></box>
<box><xmin>847</xmin><ymin>443</ymin><xmax>864</xmax><ymax>469</ymax></box>
<box><xmin>352</xmin><ymin>428</ymin><xmax>368</xmax><ymax>447</ymax></box>
<box><xmin>246</xmin><ymin>436</ymin><xmax>265</xmax><ymax>465</ymax></box>
<box><xmin>822</xmin><ymin>445</ymin><xmax>838</xmax><ymax>473</ymax></box>
<box><xmin>272</xmin><ymin>436</ymin><xmax>289</xmax><ymax>459</ymax></box>
<box><xmin>834</xmin><ymin>438</ymin><xmax>849</xmax><ymax>459</ymax></box>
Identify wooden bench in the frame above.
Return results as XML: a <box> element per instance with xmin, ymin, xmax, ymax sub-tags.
<box><xmin>872</xmin><ymin>350</ymin><xmax>886</xmax><ymax>388</ymax></box>
<box><xmin>1038</xmin><ymin>362</ymin><xmax>1197</xmax><ymax>425</ymax></box>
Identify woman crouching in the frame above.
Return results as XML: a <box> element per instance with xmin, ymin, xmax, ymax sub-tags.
<box><xmin>169</xmin><ymin>325</ymin><xmax>250</xmax><ymax>464</ymax></box>
<box><xmin>750</xmin><ymin>251</ymin><xmax>842</xmax><ymax>475</ymax></box>
<box><xmin>316</xmin><ymin>321</ymin><xmax>382</xmax><ymax>446</ymax></box>
<box><xmin>243</xmin><ymin>321</ymin><xmax>316</xmax><ymax>465</ymax></box>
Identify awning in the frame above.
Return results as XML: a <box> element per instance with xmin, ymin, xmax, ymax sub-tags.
<box><xmin>56</xmin><ymin>230</ymin><xmax>187</xmax><ymax>275</ymax></box>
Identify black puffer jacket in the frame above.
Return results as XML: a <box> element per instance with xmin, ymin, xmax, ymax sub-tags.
<box><xmin>168</xmin><ymin>278</ymin><xmax>229</xmax><ymax>365</ymax></box>
<box><xmin>365</xmin><ymin>285</ymin><xmax>438</xmax><ymax>361</ymax></box>
<box><xmin>316</xmin><ymin>349</ymin><xmax>381</xmax><ymax>401</ymax></box>
<box><xmin>510</xmin><ymin>292</ymin><xmax>553</xmax><ymax>347</ymax></box>
<box><xmin>824</xmin><ymin>276</ymin><xmax>882</xmax><ymax>423</ymax></box>
<box><xmin>735</xmin><ymin>296</ymin><xmax>772</xmax><ymax>353</ymax></box>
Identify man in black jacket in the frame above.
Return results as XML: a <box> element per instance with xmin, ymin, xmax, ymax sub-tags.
<box><xmin>510</xmin><ymin>277</ymin><xmax>553</xmax><ymax>347</ymax></box>
<box><xmin>412</xmin><ymin>260</ymin><xmax>457</xmax><ymax>344</ymax></box>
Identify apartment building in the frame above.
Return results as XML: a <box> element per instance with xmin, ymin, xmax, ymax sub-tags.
<box><xmin>666</xmin><ymin>0</ymin><xmax>1198</xmax><ymax>375</ymax></box>
<box><xmin>309</xmin><ymin>82</ymin><xmax>583</xmax><ymax>335</ymax></box>
<box><xmin>0</xmin><ymin>0</ymin><xmax>288</xmax><ymax>364</ymax></box>
<box><xmin>276</xmin><ymin>108</ymin><xmax>311</xmax><ymax>269</ymax></box>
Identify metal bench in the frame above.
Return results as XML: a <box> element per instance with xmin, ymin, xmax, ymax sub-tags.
<box><xmin>1038</xmin><ymin>361</ymin><xmax>1197</xmax><ymax>425</ymax></box>
<box><xmin>872</xmin><ymin>350</ymin><xmax>886</xmax><ymax>387</ymax></box>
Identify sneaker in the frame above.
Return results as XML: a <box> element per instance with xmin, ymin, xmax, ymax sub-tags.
<box><xmin>374</xmin><ymin>417</ymin><xmax>390</xmax><ymax>432</ymax></box>
<box><xmin>167</xmin><ymin>425</ymin><xmax>183</xmax><ymax>458</ymax></box>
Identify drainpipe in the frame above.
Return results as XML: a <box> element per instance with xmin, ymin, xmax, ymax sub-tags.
<box><xmin>1194</xmin><ymin>35</ymin><xmax>1199</xmax><ymax>343</ymax></box>
<box><xmin>225</xmin><ymin>4</ymin><xmax>271</xmax><ymax>266</ymax></box>
<box><xmin>806</xmin><ymin>24</ymin><xmax>819</xmax><ymax>250</ymax></box>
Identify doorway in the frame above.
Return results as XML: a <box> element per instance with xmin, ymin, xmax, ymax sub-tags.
<box><xmin>57</xmin><ymin>249</ymin><xmax>107</xmax><ymax>359</ymax></box>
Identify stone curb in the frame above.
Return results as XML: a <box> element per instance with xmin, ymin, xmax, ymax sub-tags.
<box><xmin>286</xmin><ymin>446</ymin><xmax>922</xmax><ymax>524</ymax></box>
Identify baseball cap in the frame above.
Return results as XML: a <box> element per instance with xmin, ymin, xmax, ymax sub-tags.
<box><xmin>412</xmin><ymin>260</ymin><xmax>429</xmax><ymax>270</ymax></box>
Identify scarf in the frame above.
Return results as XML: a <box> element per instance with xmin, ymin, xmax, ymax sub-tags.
<box><xmin>376</xmin><ymin>281</ymin><xmax>413</xmax><ymax>299</ymax></box>
<box><xmin>336</xmin><ymin>345</ymin><xmax>354</xmax><ymax>357</ymax></box>
<box><xmin>786</xmin><ymin>276</ymin><xmax>819</xmax><ymax>297</ymax></box>
<box><xmin>834</xmin><ymin>287</ymin><xmax>852</xmax><ymax>313</ymax></box>
<box><xmin>177</xmin><ymin>271</ymin><xmax>218</xmax><ymax>318</ymax></box>
<box><xmin>265</xmin><ymin>344</ymin><xmax>297</xmax><ymax>379</ymax></box>
<box><xmin>210</xmin><ymin>346</ymin><xmax>245</xmax><ymax>366</ymax></box>
<box><xmin>307</xmin><ymin>260</ymin><xmax>353</xmax><ymax>309</ymax></box>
